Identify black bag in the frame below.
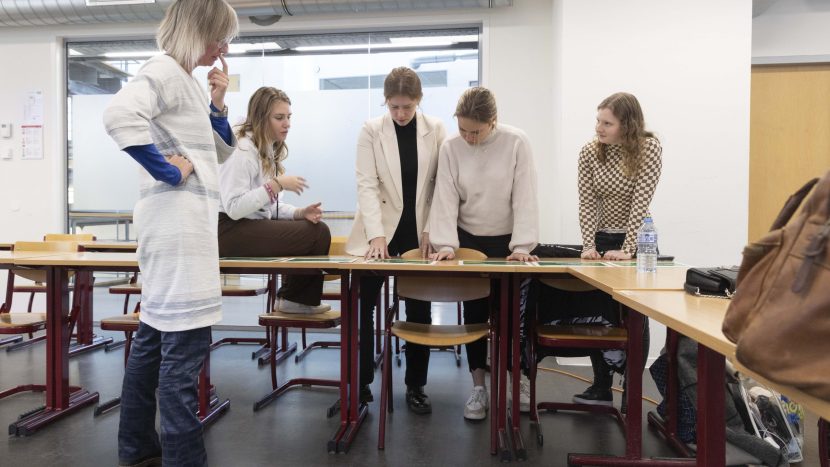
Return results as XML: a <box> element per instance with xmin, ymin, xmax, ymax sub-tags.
<box><xmin>683</xmin><ymin>266</ymin><xmax>739</xmax><ymax>298</ymax></box>
<box><xmin>532</xmin><ymin>231</ymin><xmax>626</xmax><ymax>258</ymax></box>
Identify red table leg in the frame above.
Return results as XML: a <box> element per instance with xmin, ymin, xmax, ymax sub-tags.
<box><xmin>9</xmin><ymin>266</ymin><xmax>98</xmax><ymax>436</ymax></box>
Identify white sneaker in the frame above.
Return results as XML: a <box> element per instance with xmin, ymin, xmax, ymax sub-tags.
<box><xmin>519</xmin><ymin>374</ymin><xmax>531</xmax><ymax>413</ymax></box>
<box><xmin>278</xmin><ymin>298</ymin><xmax>330</xmax><ymax>314</ymax></box>
<box><xmin>508</xmin><ymin>373</ymin><xmax>531</xmax><ymax>413</ymax></box>
<box><xmin>464</xmin><ymin>385</ymin><xmax>489</xmax><ymax>420</ymax></box>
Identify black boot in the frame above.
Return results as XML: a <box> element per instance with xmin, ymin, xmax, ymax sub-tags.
<box><xmin>572</xmin><ymin>352</ymin><xmax>613</xmax><ymax>406</ymax></box>
<box><xmin>405</xmin><ymin>386</ymin><xmax>432</xmax><ymax>414</ymax></box>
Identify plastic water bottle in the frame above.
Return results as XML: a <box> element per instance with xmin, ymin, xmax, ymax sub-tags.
<box><xmin>636</xmin><ymin>217</ymin><xmax>658</xmax><ymax>273</ymax></box>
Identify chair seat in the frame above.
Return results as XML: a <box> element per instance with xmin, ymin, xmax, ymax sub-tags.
<box><xmin>0</xmin><ymin>312</ymin><xmax>47</xmax><ymax>332</ymax></box>
<box><xmin>398</xmin><ymin>277</ymin><xmax>489</xmax><ymax>302</ymax></box>
<box><xmin>537</xmin><ymin>324</ymin><xmax>627</xmax><ymax>342</ymax></box>
<box><xmin>100</xmin><ymin>313</ymin><xmax>140</xmax><ymax>331</ymax></box>
<box><xmin>109</xmin><ymin>283</ymin><xmax>267</xmax><ymax>297</ymax></box>
<box><xmin>258</xmin><ymin>310</ymin><xmax>341</xmax><ymax>328</ymax></box>
<box><xmin>391</xmin><ymin>321</ymin><xmax>489</xmax><ymax>347</ymax></box>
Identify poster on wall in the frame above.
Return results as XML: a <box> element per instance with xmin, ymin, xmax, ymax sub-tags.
<box><xmin>21</xmin><ymin>124</ymin><xmax>43</xmax><ymax>160</ymax></box>
<box><xmin>24</xmin><ymin>90</ymin><xmax>43</xmax><ymax>125</ymax></box>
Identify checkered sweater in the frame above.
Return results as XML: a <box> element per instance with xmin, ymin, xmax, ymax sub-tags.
<box><xmin>577</xmin><ymin>137</ymin><xmax>662</xmax><ymax>255</ymax></box>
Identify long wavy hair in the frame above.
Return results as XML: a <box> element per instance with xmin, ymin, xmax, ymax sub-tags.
<box><xmin>236</xmin><ymin>87</ymin><xmax>291</xmax><ymax>177</ymax></box>
<box><xmin>596</xmin><ymin>92</ymin><xmax>655</xmax><ymax>177</ymax></box>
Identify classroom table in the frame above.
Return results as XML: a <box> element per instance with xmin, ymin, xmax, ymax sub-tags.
<box><xmin>5</xmin><ymin>252</ymin><xmax>359</xmax><ymax>444</ymax></box>
<box><xmin>615</xmin><ymin>289</ymin><xmax>830</xmax><ymax>466</ymax></box>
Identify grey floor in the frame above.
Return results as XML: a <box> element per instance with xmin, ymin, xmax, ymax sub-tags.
<box><xmin>0</xmin><ymin>287</ymin><xmax>823</xmax><ymax>466</ymax></box>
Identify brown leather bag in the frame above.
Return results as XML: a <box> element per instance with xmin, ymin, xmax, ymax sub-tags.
<box><xmin>723</xmin><ymin>172</ymin><xmax>830</xmax><ymax>400</ymax></box>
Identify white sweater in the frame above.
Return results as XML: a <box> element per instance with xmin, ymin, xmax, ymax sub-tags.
<box><xmin>219</xmin><ymin>136</ymin><xmax>297</xmax><ymax>220</ymax></box>
<box><xmin>428</xmin><ymin>123</ymin><xmax>539</xmax><ymax>255</ymax></box>
<box><xmin>103</xmin><ymin>54</ymin><xmax>236</xmax><ymax>332</ymax></box>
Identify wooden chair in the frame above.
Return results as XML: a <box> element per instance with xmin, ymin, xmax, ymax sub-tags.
<box><xmin>527</xmin><ymin>277</ymin><xmax>629</xmax><ymax>446</ymax></box>
<box><xmin>293</xmin><ymin>236</ymin><xmax>347</xmax><ymax>364</ymax></box>
<box><xmin>94</xmin><ymin>312</ymin><xmax>230</xmax><ymax>425</ymax></box>
<box><xmin>0</xmin><ymin>313</ymin><xmax>49</xmax><ymax>400</ymax></box>
<box><xmin>2</xmin><ymin>240</ymin><xmax>97</xmax><ymax>351</ymax></box>
<box><xmin>107</xmin><ymin>273</ymin><xmax>275</xmax><ymax>359</ymax></box>
<box><xmin>377</xmin><ymin>248</ymin><xmax>491</xmax><ymax>450</ymax></box>
<box><xmin>253</xmin><ymin>308</ymin><xmax>342</xmax><ymax>415</ymax></box>
<box><xmin>1</xmin><ymin>235</ymin><xmax>102</xmax><ymax>352</ymax></box>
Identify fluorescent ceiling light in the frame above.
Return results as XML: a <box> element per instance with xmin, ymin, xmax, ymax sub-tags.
<box><xmin>296</xmin><ymin>41</ymin><xmax>452</xmax><ymax>52</ymax></box>
<box><xmin>227</xmin><ymin>42</ymin><xmax>282</xmax><ymax>54</ymax></box>
<box><xmin>389</xmin><ymin>35</ymin><xmax>478</xmax><ymax>44</ymax></box>
<box><xmin>86</xmin><ymin>0</ymin><xmax>155</xmax><ymax>5</ymax></box>
<box><xmin>104</xmin><ymin>50</ymin><xmax>163</xmax><ymax>58</ymax></box>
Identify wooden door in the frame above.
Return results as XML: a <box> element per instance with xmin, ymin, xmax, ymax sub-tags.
<box><xmin>750</xmin><ymin>64</ymin><xmax>830</xmax><ymax>241</ymax></box>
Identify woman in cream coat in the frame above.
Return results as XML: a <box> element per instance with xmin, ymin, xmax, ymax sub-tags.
<box><xmin>346</xmin><ymin>67</ymin><xmax>446</xmax><ymax>413</ymax></box>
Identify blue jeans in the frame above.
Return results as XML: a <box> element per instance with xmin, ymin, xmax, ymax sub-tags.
<box><xmin>118</xmin><ymin>321</ymin><xmax>211</xmax><ymax>467</ymax></box>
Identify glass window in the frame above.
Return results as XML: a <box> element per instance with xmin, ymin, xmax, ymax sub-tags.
<box><xmin>66</xmin><ymin>28</ymin><xmax>480</xmax><ymax>239</ymax></box>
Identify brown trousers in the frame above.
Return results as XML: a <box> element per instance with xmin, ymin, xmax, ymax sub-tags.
<box><xmin>217</xmin><ymin>213</ymin><xmax>331</xmax><ymax>306</ymax></box>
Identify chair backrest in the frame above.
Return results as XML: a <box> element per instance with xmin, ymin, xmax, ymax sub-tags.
<box><xmin>12</xmin><ymin>241</ymin><xmax>82</xmax><ymax>283</ymax></box>
<box><xmin>43</xmin><ymin>233</ymin><xmax>96</xmax><ymax>242</ymax></box>
<box><xmin>397</xmin><ymin>248</ymin><xmax>490</xmax><ymax>302</ymax></box>
<box><xmin>329</xmin><ymin>236</ymin><xmax>347</xmax><ymax>256</ymax></box>
<box><xmin>324</xmin><ymin>236</ymin><xmax>349</xmax><ymax>283</ymax></box>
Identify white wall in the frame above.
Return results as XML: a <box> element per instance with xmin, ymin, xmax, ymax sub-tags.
<box><xmin>753</xmin><ymin>0</ymin><xmax>830</xmax><ymax>60</ymax></box>
<box><xmin>0</xmin><ymin>0</ymin><xmax>753</xmax><ymax>346</ymax></box>
<box><xmin>552</xmin><ymin>0</ymin><xmax>752</xmax><ymax>268</ymax></box>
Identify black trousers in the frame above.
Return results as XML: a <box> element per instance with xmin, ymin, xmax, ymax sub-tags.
<box><xmin>457</xmin><ymin>228</ymin><xmax>512</xmax><ymax>373</ymax></box>
<box><xmin>359</xmin><ymin>225</ymin><xmax>432</xmax><ymax>388</ymax></box>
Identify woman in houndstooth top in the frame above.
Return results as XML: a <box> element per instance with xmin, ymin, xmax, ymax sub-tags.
<box><xmin>531</xmin><ymin>92</ymin><xmax>662</xmax><ymax>411</ymax></box>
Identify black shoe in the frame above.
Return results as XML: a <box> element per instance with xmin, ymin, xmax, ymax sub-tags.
<box><xmin>405</xmin><ymin>386</ymin><xmax>432</xmax><ymax>414</ymax></box>
<box><xmin>572</xmin><ymin>385</ymin><xmax>613</xmax><ymax>406</ymax></box>
<box><xmin>360</xmin><ymin>385</ymin><xmax>374</xmax><ymax>404</ymax></box>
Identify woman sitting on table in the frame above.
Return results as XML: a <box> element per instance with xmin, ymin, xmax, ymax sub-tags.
<box><xmin>532</xmin><ymin>91</ymin><xmax>662</xmax><ymax>409</ymax></box>
<box><xmin>429</xmin><ymin>86</ymin><xmax>539</xmax><ymax>420</ymax></box>
<box><xmin>345</xmin><ymin>66</ymin><xmax>447</xmax><ymax>411</ymax></box>
<box><xmin>218</xmin><ymin>86</ymin><xmax>331</xmax><ymax>314</ymax></box>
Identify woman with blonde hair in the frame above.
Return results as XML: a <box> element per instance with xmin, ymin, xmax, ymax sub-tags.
<box><xmin>103</xmin><ymin>0</ymin><xmax>238</xmax><ymax>465</ymax></box>
<box><xmin>429</xmin><ymin>86</ymin><xmax>539</xmax><ymax>420</ymax></box>
<box><xmin>346</xmin><ymin>66</ymin><xmax>446</xmax><ymax>412</ymax></box>
<box><xmin>218</xmin><ymin>86</ymin><xmax>331</xmax><ymax>313</ymax></box>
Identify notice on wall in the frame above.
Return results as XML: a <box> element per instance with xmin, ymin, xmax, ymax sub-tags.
<box><xmin>24</xmin><ymin>90</ymin><xmax>44</xmax><ymax>125</ymax></box>
<box><xmin>21</xmin><ymin>125</ymin><xmax>43</xmax><ymax>160</ymax></box>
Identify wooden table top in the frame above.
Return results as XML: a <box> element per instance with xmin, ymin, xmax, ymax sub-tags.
<box><xmin>613</xmin><ymin>290</ymin><xmax>734</xmax><ymax>357</ymax></box>
<box><xmin>568</xmin><ymin>265</ymin><xmax>689</xmax><ymax>293</ymax></box>
<box><xmin>0</xmin><ymin>250</ymin><xmax>87</xmax><ymax>265</ymax></box>
<box><xmin>614</xmin><ymin>289</ymin><xmax>830</xmax><ymax>421</ymax></box>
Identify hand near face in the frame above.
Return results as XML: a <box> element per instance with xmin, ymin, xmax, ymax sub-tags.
<box><xmin>208</xmin><ymin>55</ymin><xmax>229</xmax><ymax>110</ymax></box>
<box><xmin>602</xmin><ymin>250</ymin><xmax>632</xmax><ymax>261</ymax></box>
<box><xmin>167</xmin><ymin>155</ymin><xmax>193</xmax><ymax>184</ymax></box>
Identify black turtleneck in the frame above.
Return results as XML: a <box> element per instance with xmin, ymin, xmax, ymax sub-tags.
<box><xmin>390</xmin><ymin>117</ymin><xmax>419</xmax><ymax>253</ymax></box>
